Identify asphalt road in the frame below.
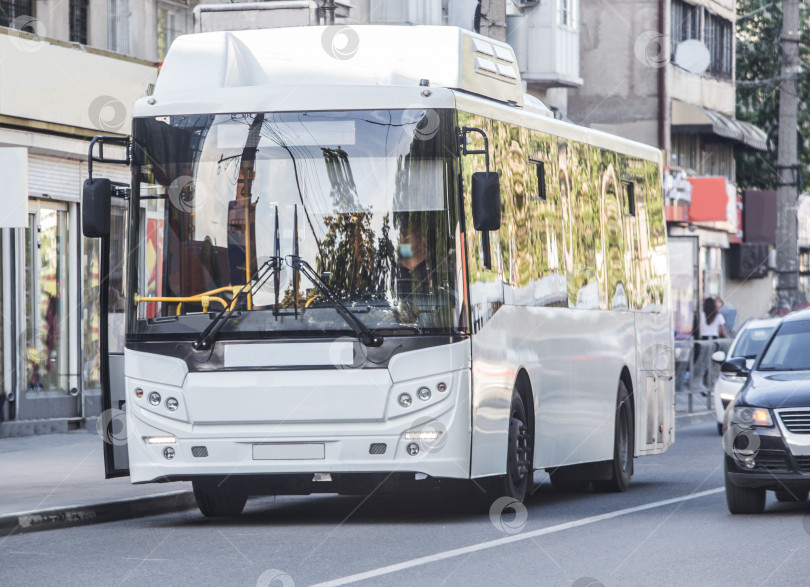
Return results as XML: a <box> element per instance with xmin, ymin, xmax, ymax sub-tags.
<box><xmin>2</xmin><ymin>423</ymin><xmax>810</xmax><ymax>587</ymax></box>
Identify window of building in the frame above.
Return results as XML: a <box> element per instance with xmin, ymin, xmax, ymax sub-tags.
<box><xmin>558</xmin><ymin>0</ymin><xmax>576</xmax><ymax>29</ymax></box>
<box><xmin>701</xmin><ymin>141</ymin><xmax>734</xmax><ymax>179</ymax></box>
<box><xmin>69</xmin><ymin>0</ymin><xmax>88</xmax><ymax>44</ymax></box>
<box><xmin>671</xmin><ymin>133</ymin><xmax>700</xmax><ymax>172</ymax></box>
<box><xmin>157</xmin><ymin>1</ymin><xmax>188</xmax><ymax>61</ymax></box>
<box><xmin>108</xmin><ymin>0</ymin><xmax>130</xmax><ymax>54</ymax></box>
<box><xmin>671</xmin><ymin>0</ymin><xmax>701</xmax><ymax>55</ymax></box>
<box><xmin>705</xmin><ymin>13</ymin><xmax>733</xmax><ymax>77</ymax></box>
<box><xmin>0</xmin><ymin>0</ymin><xmax>34</xmax><ymax>29</ymax></box>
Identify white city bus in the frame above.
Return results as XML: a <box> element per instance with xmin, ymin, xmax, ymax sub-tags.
<box><xmin>84</xmin><ymin>26</ymin><xmax>674</xmax><ymax>517</ymax></box>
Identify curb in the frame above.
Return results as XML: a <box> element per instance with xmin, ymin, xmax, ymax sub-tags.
<box><xmin>675</xmin><ymin>411</ymin><xmax>717</xmax><ymax>428</ymax></box>
<box><xmin>0</xmin><ymin>490</ymin><xmax>196</xmax><ymax>536</ymax></box>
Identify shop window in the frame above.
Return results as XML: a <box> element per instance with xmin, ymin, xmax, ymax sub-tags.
<box><xmin>25</xmin><ymin>208</ymin><xmax>70</xmax><ymax>392</ymax></box>
<box><xmin>82</xmin><ymin>237</ymin><xmax>101</xmax><ymax>390</ymax></box>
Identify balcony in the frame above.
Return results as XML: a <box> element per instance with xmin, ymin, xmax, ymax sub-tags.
<box><xmin>506</xmin><ymin>1</ymin><xmax>582</xmax><ymax>88</ymax></box>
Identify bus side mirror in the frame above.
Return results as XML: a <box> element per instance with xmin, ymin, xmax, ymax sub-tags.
<box><xmin>83</xmin><ymin>178</ymin><xmax>112</xmax><ymax>238</ymax></box>
<box><xmin>471</xmin><ymin>171</ymin><xmax>501</xmax><ymax>231</ymax></box>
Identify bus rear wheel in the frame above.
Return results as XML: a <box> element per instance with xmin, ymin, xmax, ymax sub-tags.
<box><xmin>592</xmin><ymin>381</ymin><xmax>633</xmax><ymax>493</ymax></box>
<box><xmin>193</xmin><ymin>477</ymin><xmax>248</xmax><ymax>518</ymax></box>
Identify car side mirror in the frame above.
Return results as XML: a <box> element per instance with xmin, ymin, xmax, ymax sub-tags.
<box><xmin>721</xmin><ymin>357</ymin><xmax>749</xmax><ymax>376</ymax></box>
<box><xmin>82</xmin><ymin>178</ymin><xmax>112</xmax><ymax>238</ymax></box>
<box><xmin>471</xmin><ymin>171</ymin><xmax>501</xmax><ymax>231</ymax></box>
<box><xmin>712</xmin><ymin>350</ymin><xmax>727</xmax><ymax>363</ymax></box>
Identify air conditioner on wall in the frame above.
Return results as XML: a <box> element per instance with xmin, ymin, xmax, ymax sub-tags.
<box><xmin>515</xmin><ymin>0</ymin><xmax>540</xmax><ymax>5</ymax></box>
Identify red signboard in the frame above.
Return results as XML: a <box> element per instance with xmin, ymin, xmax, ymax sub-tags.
<box><xmin>687</xmin><ymin>177</ymin><xmax>727</xmax><ymax>222</ymax></box>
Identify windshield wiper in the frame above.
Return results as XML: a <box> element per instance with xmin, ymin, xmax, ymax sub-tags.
<box><xmin>192</xmin><ymin>257</ymin><xmax>279</xmax><ymax>351</ymax></box>
<box><xmin>288</xmin><ymin>255</ymin><xmax>384</xmax><ymax>347</ymax></box>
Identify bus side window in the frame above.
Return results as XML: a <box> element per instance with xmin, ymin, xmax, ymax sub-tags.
<box><xmin>622</xmin><ymin>180</ymin><xmax>636</xmax><ymax>216</ymax></box>
<box><xmin>530</xmin><ymin>159</ymin><xmax>547</xmax><ymax>201</ymax></box>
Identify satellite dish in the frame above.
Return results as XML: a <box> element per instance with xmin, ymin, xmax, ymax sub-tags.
<box><xmin>674</xmin><ymin>40</ymin><xmax>711</xmax><ymax>75</ymax></box>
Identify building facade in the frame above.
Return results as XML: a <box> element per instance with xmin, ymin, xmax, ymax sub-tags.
<box><xmin>568</xmin><ymin>0</ymin><xmax>773</xmax><ymax>336</ymax></box>
<box><xmin>0</xmin><ymin>13</ymin><xmax>156</xmax><ymax>432</ymax></box>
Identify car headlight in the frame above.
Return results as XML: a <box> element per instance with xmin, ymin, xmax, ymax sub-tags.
<box><xmin>730</xmin><ymin>406</ymin><xmax>773</xmax><ymax>427</ymax></box>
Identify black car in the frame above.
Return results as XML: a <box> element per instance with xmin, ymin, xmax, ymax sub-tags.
<box><xmin>723</xmin><ymin>309</ymin><xmax>810</xmax><ymax>514</ymax></box>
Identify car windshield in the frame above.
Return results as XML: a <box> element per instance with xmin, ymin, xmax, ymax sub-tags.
<box><xmin>732</xmin><ymin>326</ymin><xmax>776</xmax><ymax>359</ymax></box>
<box><xmin>129</xmin><ymin>109</ymin><xmax>461</xmax><ymax>340</ymax></box>
<box><xmin>758</xmin><ymin>320</ymin><xmax>810</xmax><ymax>371</ymax></box>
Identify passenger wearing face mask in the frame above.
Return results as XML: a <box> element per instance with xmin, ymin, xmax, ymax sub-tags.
<box><xmin>396</xmin><ymin>223</ymin><xmax>431</xmax><ymax>299</ymax></box>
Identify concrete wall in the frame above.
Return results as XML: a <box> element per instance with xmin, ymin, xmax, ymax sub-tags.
<box><xmin>568</xmin><ymin>0</ymin><xmax>660</xmax><ymax>146</ymax></box>
<box><xmin>725</xmin><ymin>274</ymin><xmax>774</xmax><ymax>328</ymax></box>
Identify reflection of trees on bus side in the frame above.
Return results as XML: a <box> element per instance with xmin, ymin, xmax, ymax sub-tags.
<box><xmin>459</xmin><ymin>111</ymin><xmax>667</xmax><ymax>320</ymax></box>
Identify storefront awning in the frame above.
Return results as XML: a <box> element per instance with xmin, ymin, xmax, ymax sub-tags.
<box><xmin>671</xmin><ymin>101</ymin><xmax>770</xmax><ymax>151</ymax></box>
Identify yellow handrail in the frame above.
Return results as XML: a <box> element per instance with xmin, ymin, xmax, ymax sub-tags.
<box><xmin>134</xmin><ymin>294</ymin><xmax>229</xmax><ymax>315</ymax></box>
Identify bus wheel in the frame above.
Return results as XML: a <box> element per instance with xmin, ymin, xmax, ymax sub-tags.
<box><xmin>593</xmin><ymin>381</ymin><xmax>633</xmax><ymax>493</ymax></box>
<box><xmin>193</xmin><ymin>477</ymin><xmax>248</xmax><ymax>517</ymax></box>
<box><xmin>492</xmin><ymin>388</ymin><xmax>533</xmax><ymax>503</ymax></box>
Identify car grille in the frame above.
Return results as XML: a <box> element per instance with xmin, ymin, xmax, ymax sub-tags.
<box><xmin>796</xmin><ymin>456</ymin><xmax>810</xmax><ymax>473</ymax></box>
<box><xmin>753</xmin><ymin>453</ymin><xmax>788</xmax><ymax>471</ymax></box>
<box><xmin>778</xmin><ymin>410</ymin><xmax>810</xmax><ymax>434</ymax></box>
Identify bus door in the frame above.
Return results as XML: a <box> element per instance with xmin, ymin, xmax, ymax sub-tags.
<box><xmin>100</xmin><ymin>195</ymin><xmax>130</xmax><ymax>477</ymax></box>
<box><xmin>83</xmin><ymin>136</ymin><xmax>131</xmax><ymax>478</ymax></box>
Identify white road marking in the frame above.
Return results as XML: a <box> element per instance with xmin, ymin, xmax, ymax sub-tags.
<box><xmin>309</xmin><ymin>487</ymin><xmax>725</xmax><ymax>587</ymax></box>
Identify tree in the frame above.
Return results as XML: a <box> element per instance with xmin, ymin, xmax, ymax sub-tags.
<box><xmin>735</xmin><ymin>0</ymin><xmax>810</xmax><ymax>189</ymax></box>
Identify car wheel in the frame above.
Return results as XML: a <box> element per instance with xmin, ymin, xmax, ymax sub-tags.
<box><xmin>724</xmin><ymin>462</ymin><xmax>765</xmax><ymax>514</ymax></box>
<box><xmin>193</xmin><ymin>477</ymin><xmax>248</xmax><ymax>517</ymax></box>
<box><xmin>717</xmin><ymin>422</ymin><xmax>724</xmax><ymax>436</ymax></box>
<box><xmin>593</xmin><ymin>381</ymin><xmax>634</xmax><ymax>493</ymax></box>
<box><xmin>774</xmin><ymin>489</ymin><xmax>809</xmax><ymax>502</ymax></box>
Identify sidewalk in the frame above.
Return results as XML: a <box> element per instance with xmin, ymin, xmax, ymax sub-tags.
<box><xmin>0</xmin><ymin>429</ymin><xmax>193</xmax><ymax>534</ymax></box>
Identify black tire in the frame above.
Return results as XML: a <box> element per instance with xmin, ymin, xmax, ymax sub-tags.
<box><xmin>193</xmin><ymin>478</ymin><xmax>248</xmax><ymax>518</ymax></box>
<box><xmin>479</xmin><ymin>387</ymin><xmax>533</xmax><ymax>504</ymax></box>
<box><xmin>724</xmin><ymin>462</ymin><xmax>765</xmax><ymax>514</ymax></box>
<box><xmin>593</xmin><ymin>381</ymin><xmax>634</xmax><ymax>493</ymax></box>
<box><xmin>717</xmin><ymin>422</ymin><xmax>724</xmax><ymax>436</ymax></box>
<box><xmin>774</xmin><ymin>489</ymin><xmax>809</xmax><ymax>502</ymax></box>
<box><xmin>549</xmin><ymin>469</ymin><xmax>590</xmax><ymax>493</ymax></box>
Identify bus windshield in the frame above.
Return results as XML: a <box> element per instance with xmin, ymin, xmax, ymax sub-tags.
<box><xmin>129</xmin><ymin>109</ymin><xmax>461</xmax><ymax>340</ymax></box>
